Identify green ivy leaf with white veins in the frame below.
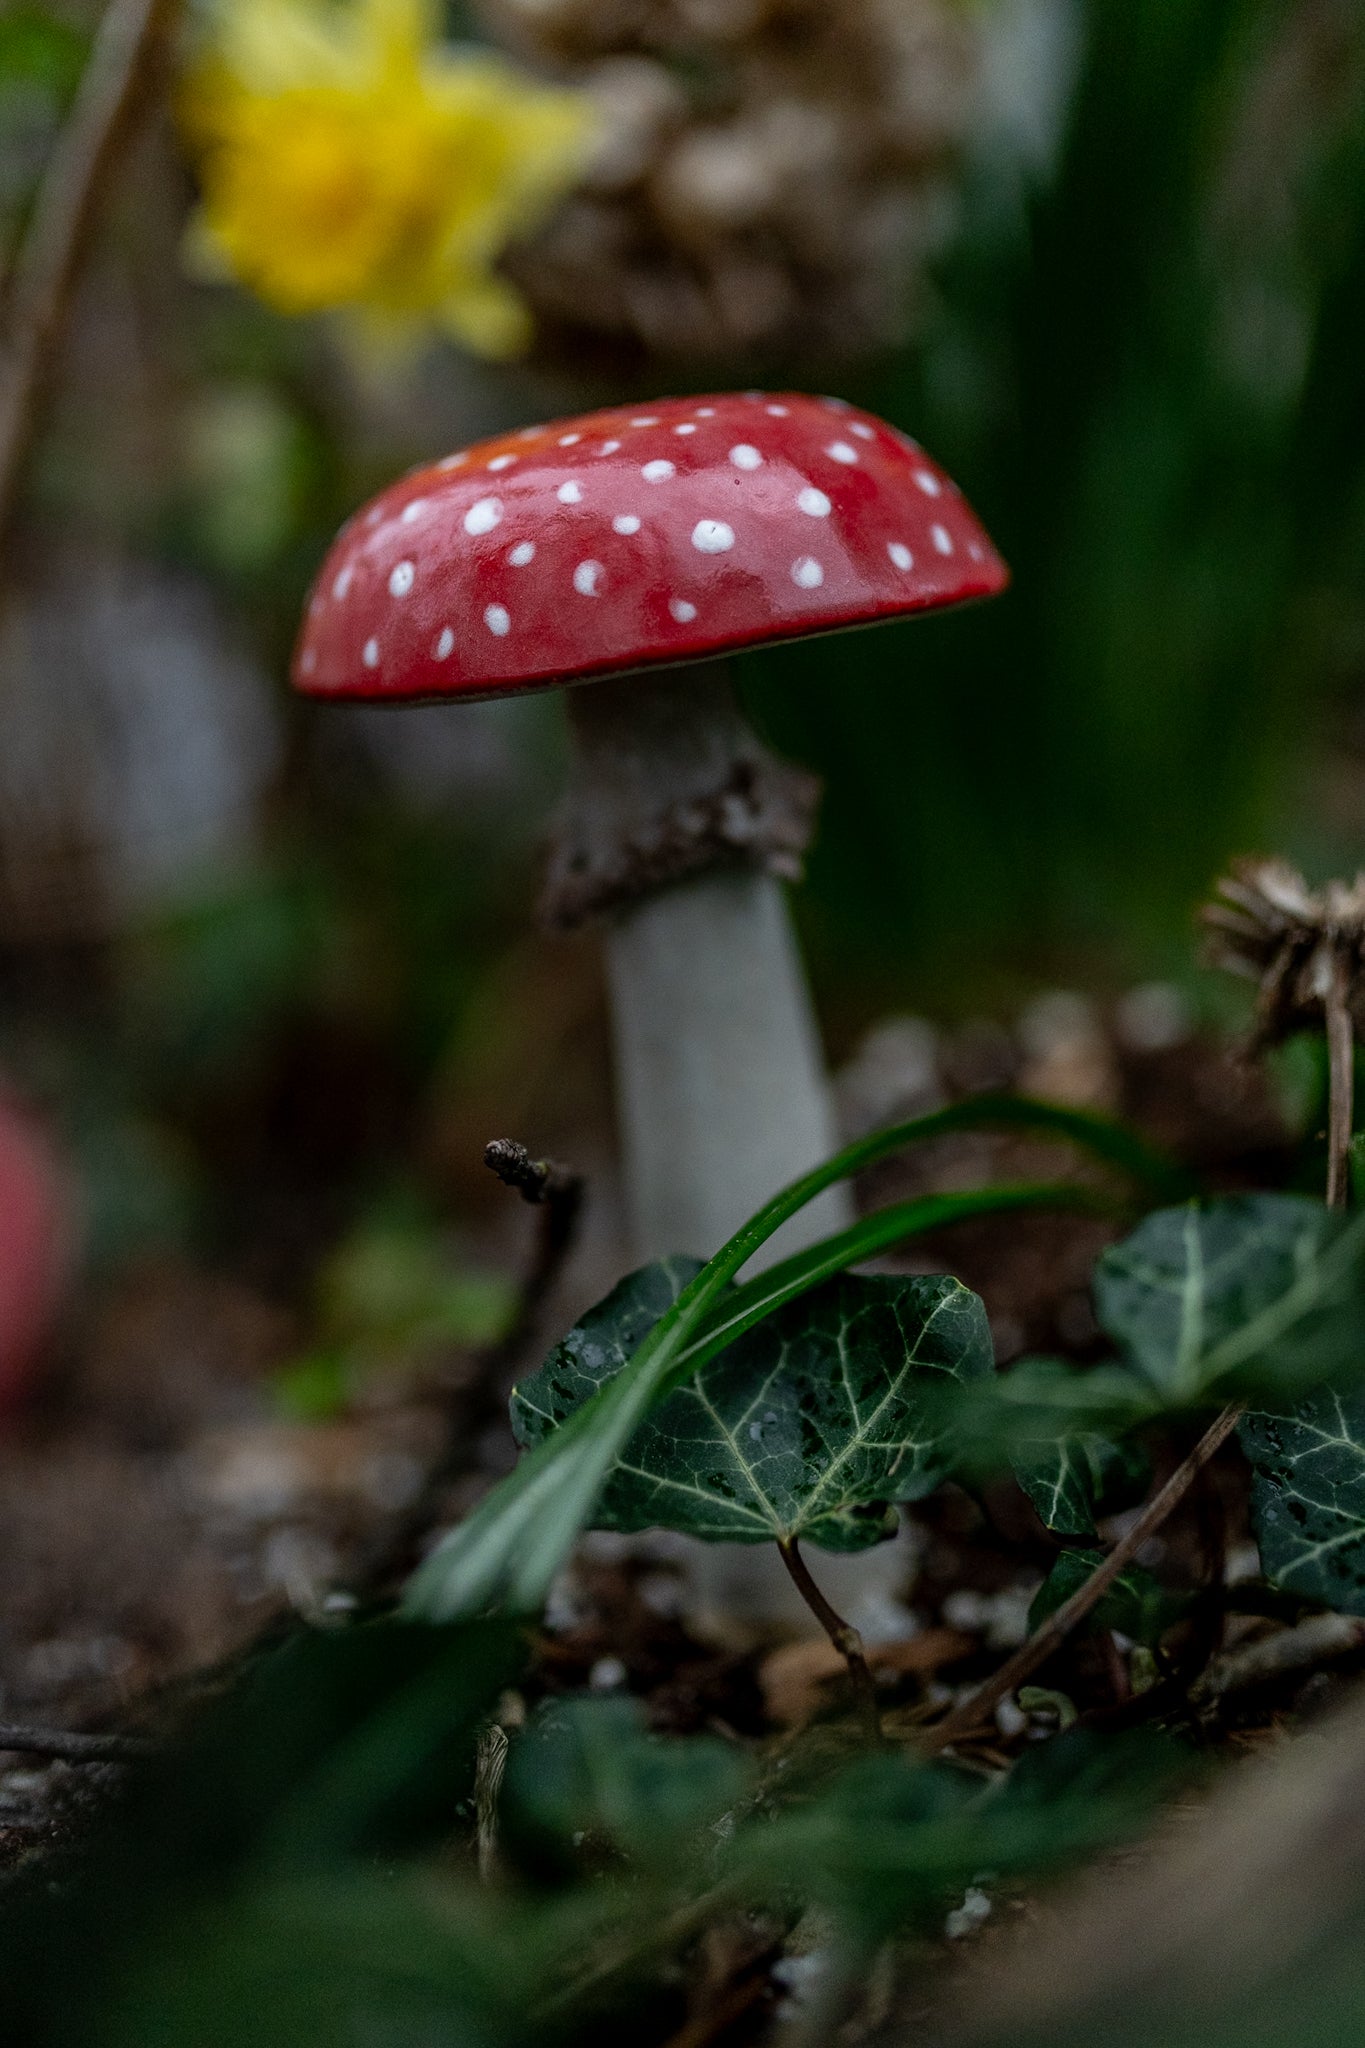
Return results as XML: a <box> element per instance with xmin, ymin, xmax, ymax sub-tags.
<box><xmin>1241</xmin><ymin>1390</ymin><xmax>1365</xmax><ymax>1613</ymax></box>
<box><xmin>511</xmin><ymin>1261</ymin><xmax>992</xmax><ymax>1552</ymax></box>
<box><xmin>1095</xmin><ymin>1194</ymin><xmax>1365</xmax><ymax>1406</ymax></box>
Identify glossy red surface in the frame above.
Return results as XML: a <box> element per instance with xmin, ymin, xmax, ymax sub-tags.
<box><xmin>293</xmin><ymin>392</ymin><xmax>1008</xmax><ymax>702</ymax></box>
<box><xmin>0</xmin><ymin>1093</ymin><xmax>68</xmax><ymax>1416</ymax></box>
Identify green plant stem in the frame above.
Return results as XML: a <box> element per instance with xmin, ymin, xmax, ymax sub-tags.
<box><xmin>922</xmin><ymin>1402</ymin><xmax>1245</xmax><ymax>1753</ymax></box>
<box><xmin>777</xmin><ymin>1538</ymin><xmax>882</xmax><ymax>1744</ymax></box>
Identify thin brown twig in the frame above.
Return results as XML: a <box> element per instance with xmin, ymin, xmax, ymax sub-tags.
<box><xmin>922</xmin><ymin>1403</ymin><xmax>1245</xmax><ymax>1754</ymax></box>
<box><xmin>0</xmin><ymin>0</ymin><xmax>175</xmax><ymax>543</ymax></box>
<box><xmin>0</xmin><ymin>1721</ymin><xmax>151</xmax><ymax>1764</ymax></box>
<box><xmin>1326</xmin><ymin>947</ymin><xmax>1355</xmax><ymax>1210</ymax></box>
<box><xmin>777</xmin><ymin>1536</ymin><xmax>882</xmax><ymax>1744</ymax></box>
<box><xmin>482</xmin><ymin>1139</ymin><xmax>585</xmax><ymax>1374</ymax></box>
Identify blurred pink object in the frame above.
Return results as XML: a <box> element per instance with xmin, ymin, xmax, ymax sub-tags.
<box><xmin>0</xmin><ymin>1089</ymin><xmax>70</xmax><ymax>1413</ymax></box>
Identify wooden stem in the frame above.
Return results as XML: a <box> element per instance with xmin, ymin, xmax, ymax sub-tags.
<box><xmin>0</xmin><ymin>0</ymin><xmax>175</xmax><ymax>542</ymax></box>
<box><xmin>777</xmin><ymin>1536</ymin><xmax>882</xmax><ymax>1743</ymax></box>
<box><xmin>923</xmin><ymin>1403</ymin><xmax>1245</xmax><ymax>1753</ymax></box>
<box><xmin>1325</xmin><ymin>949</ymin><xmax>1355</xmax><ymax>1211</ymax></box>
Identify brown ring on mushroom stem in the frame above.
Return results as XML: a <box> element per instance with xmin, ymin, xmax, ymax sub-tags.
<box><xmin>291</xmin><ymin>391</ymin><xmax>1009</xmax><ymax>1272</ymax></box>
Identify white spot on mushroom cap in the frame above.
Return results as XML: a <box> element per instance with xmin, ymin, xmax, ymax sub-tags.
<box><xmin>791</xmin><ymin>556</ymin><xmax>824</xmax><ymax>588</ymax></box>
<box><xmin>574</xmin><ymin>560</ymin><xmax>604</xmax><ymax>595</ymax></box>
<box><xmin>797</xmin><ymin>486</ymin><xmax>831</xmax><ymax>517</ymax></box>
<box><xmin>365</xmin><ymin>507</ymin><xmax>383</xmax><ymax>527</ymax></box>
<box><xmin>969</xmin><ymin>541</ymin><xmax>985</xmax><ymax>561</ymax></box>
<box><xmin>435</xmin><ymin>627</ymin><xmax>455</xmax><ymax>659</ymax></box>
<box><xmin>696</xmin><ymin>406</ymin><xmax>716</xmax><ymax>417</ymax></box>
<box><xmin>631</xmin><ymin>416</ymin><xmax>660</xmax><ymax>427</ymax></box>
<box><xmin>914</xmin><ymin>469</ymin><xmax>943</xmax><ymax>497</ymax></box>
<box><xmin>389</xmin><ymin>561</ymin><xmax>415</xmax><ymax>597</ymax></box>
<box><xmin>333</xmin><ymin>565</ymin><xmax>354</xmax><ymax>599</ymax></box>
<box><xmin>670</xmin><ymin>597</ymin><xmax>698</xmax><ymax>623</ymax></box>
<box><xmin>612</xmin><ymin>514</ymin><xmax>641</xmax><ymax>534</ymax></box>
<box><xmin>484</xmin><ymin>604</ymin><xmax>511</xmax><ymax>636</ymax></box>
<box><xmin>932</xmin><ymin>525</ymin><xmax>954</xmax><ymax>555</ymax></box>
<box><xmin>766</xmin><ymin>403</ymin><xmax>790</xmax><ymax>417</ymax></box>
<box><xmin>692</xmin><ymin>519</ymin><xmax>734</xmax><ymax>554</ymax></box>
<box><xmin>401</xmin><ymin>498</ymin><xmax>429</xmax><ymax>523</ymax></box>
<box><xmin>674</xmin><ymin>422</ymin><xmax>697</xmax><ymax>436</ymax></box>
<box><xmin>487</xmin><ymin>453</ymin><xmax>517</xmax><ymax>471</ymax></box>
<box><xmin>363</xmin><ymin>637</ymin><xmax>380</xmax><ymax>668</ymax></box>
<box><xmin>438</xmin><ymin>452</ymin><xmax>468</xmax><ymax>471</ymax></box>
<box><xmin>888</xmin><ymin>541</ymin><xmax>914</xmax><ymax>571</ymax></box>
<box><xmin>598</xmin><ymin>439</ymin><xmax>621</xmax><ymax>455</ymax></box>
<box><xmin>826</xmin><ymin>442</ymin><xmax>858</xmax><ymax>464</ymax></box>
<box><xmin>300</xmin><ymin>648</ymin><xmax>317</xmax><ymax>674</ymax></box>
<box><xmin>729</xmin><ymin>444</ymin><xmax>762</xmax><ymax>471</ymax></box>
<box><xmin>851</xmin><ymin>422</ymin><xmax>875</xmax><ymax>440</ymax></box>
<box><xmin>558</xmin><ymin>433</ymin><xmax>581</xmax><ymax>446</ymax></box>
<box><xmin>642</xmin><ymin>459</ymin><xmax>675</xmax><ymax>482</ymax></box>
<box><xmin>508</xmin><ymin>541</ymin><xmax>536</xmax><ymax>566</ymax></box>
<box><xmin>557</xmin><ymin>480</ymin><xmax>584</xmax><ymax>504</ymax></box>
<box><xmin>464</xmin><ymin>497</ymin><xmax>503</xmax><ymax>536</ymax></box>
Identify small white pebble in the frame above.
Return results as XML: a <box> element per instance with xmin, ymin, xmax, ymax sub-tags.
<box><xmin>995</xmin><ymin>1695</ymin><xmax>1028</xmax><ymax>1739</ymax></box>
<box><xmin>612</xmin><ymin>514</ymin><xmax>641</xmax><ymax>534</ymax></box>
<box><xmin>914</xmin><ymin>469</ymin><xmax>943</xmax><ymax>497</ymax></box>
<box><xmin>888</xmin><ymin>541</ymin><xmax>914</xmax><ymax>570</ymax></box>
<box><xmin>464</xmin><ymin>497</ymin><xmax>503</xmax><ymax>536</ymax></box>
<box><xmin>557</xmin><ymin>480</ymin><xmax>584</xmax><ymax>504</ymax></box>
<box><xmin>400</xmin><ymin>498</ymin><xmax>428</xmax><ymax>524</ymax></box>
<box><xmin>573</xmin><ymin>559</ymin><xmax>604</xmax><ymax>595</ymax></box>
<box><xmin>484</xmin><ymin>605</ymin><xmax>510</xmax><ymax>637</ymax></box>
<box><xmin>729</xmin><ymin>444</ymin><xmax>763</xmax><ymax>470</ymax></box>
<box><xmin>362</xmin><ymin>638</ymin><xmax>380</xmax><ymax>668</ymax></box>
<box><xmin>932</xmin><ymin>524</ymin><xmax>954</xmax><ymax>555</ymax></box>
<box><xmin>945</xmin><ymin>1887</ymin><xmax>993</xmax><ymax>1941</ymax></box>
<box><xmin>670</xmin><ymin>597</ymin><xmax>698</xmax><ymax>623</ymax></box>
<box><xmin>642</xmin><ymin>459</ymin><xmax>675</xmax><ymax>482</ymax></box>
<box><xmin>826</xmin><ymin>441</ymin><xmax>858</xmax><ymax>464</ymax></box>
<box><xmin>388</xmin><ymin>561</ymin><xmax>415</xmax><ymax>598</ymax></box>
<box><xmin>589</xmin><ymin>1656</ymin><xmax>628</xmax><ymax>1691</ymax></box>
<box><xmin>507</xmin><ymin>541</ymin><xmax>536</xmax><ymax>566</ymax></box>
<box><xmin>797</xmin><ymin>485</ymin><xmax>832</xmax><ymax>517</ymax></box>
<box><xmin>333</xmin><ymin>566</ymin><xmax>354</xmax><ymax>600</ymax></box>
<box><xmin>692</xmin><ymin>519</ymin><xmax>735</xmax><ymax>553</ymax></box>
<box><xmin>791</xmin><ymin>556</ymin><xmax>824</xmax><ymax>588</ymax></box>
<box><xmin>434</xmin><ymin>627</ymin><xmax>455</xmax><ymax>659</ymax></box>
<box><xmin>487</xmin><ymin>453</ymin><xmax>517</xmax><ymax>471</ymax></box>
<box><xmin>558</xmin><ymin>432</ymin><xmax>581</xmax><ymax>446</ymax></box>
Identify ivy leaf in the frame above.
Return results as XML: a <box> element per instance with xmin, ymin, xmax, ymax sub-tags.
<box><xmin>1027</xmin><ymin>1548</ymin><xmax>1186</xmax><ymax>1645</ymax></box>
<box><xmin>1095</xmin><ymin>1195</ymin><xmax>1365</xmax><ymax>1406</ymax></box>
<box><xmin>1012</xmin><ymin>1432</ymin><xmax>1150</xmax><ymax>1537</ymax></box>
<box><xmin>1241</xmin><ymin>1391</ymin><xmax>1365</xmax><ymax>1613</ymax></box>
<box><xmin>512</xmin><ymin>1263</ymin><xmax>992</xmax><ymax>1552</ymax></box>
<box><xmin>501</xmin><ymin>1696</ymin><xmax>749</xmax><ymax>1875</ymax></box>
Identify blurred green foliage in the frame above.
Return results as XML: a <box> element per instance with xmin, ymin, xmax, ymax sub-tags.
<box><xmin>748</xmin><ymin>0</ymin><xmax>1365</xmax><ymax>1003</ymax></box>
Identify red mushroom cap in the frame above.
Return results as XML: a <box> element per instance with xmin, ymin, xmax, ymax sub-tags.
<box><xmin>293</xmin><ymin>393</ymin><xmax>1007</xmax><ymax>703</ymax></box>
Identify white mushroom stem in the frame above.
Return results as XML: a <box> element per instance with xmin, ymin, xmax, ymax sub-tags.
<box><xmin>542</xmin><ymin>665</ymin><xmax>853</xmax><ymax>1270</ymax></box>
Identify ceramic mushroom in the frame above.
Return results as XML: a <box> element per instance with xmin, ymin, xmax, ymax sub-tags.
<box><xmin>294</xmin><ymin>393</ymin><xmax>1007</xmax><ymax>1268</ymax></box>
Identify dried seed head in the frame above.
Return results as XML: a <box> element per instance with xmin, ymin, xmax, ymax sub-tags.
<box><xmin>1203</xmin><ymin>858</ymin><xmax>1365</xmax><ymax>1046</ymax></box>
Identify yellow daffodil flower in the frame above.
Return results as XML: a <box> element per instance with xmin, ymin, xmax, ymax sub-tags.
<box><xmin>181</xmin><ymin>0</ymin><xmax>596</xmax><ymax>357</ymax></box>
